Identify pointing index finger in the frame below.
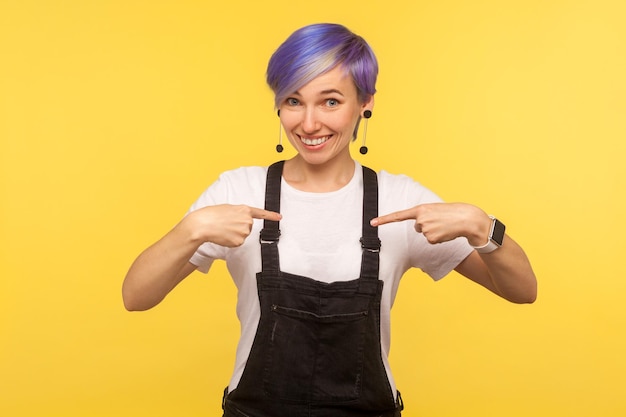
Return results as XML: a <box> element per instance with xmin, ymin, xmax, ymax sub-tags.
<box><xmin>371</xmin><ymin>208</ymin><xmax>416</xmax><ymax>227</ymax></box>
<box><xmin>249</xmin><ymin>207</ymin><xmax>282</xmax><ymax>221</ymax></box>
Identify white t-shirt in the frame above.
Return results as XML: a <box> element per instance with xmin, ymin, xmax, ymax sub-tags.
<box><xmin>188</xmin><ymin>161</ymin><xmax>473</xmax><ymax>394</ymax></box>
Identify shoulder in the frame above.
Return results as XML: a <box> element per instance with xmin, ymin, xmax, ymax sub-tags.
<box><xmin>215</xmin><ymin>165</ymin><xmax>268</xmax><ymax>187</ymax></box>
<box><xmin>376</xmin><ymin>169</ymin><xmax>444</xmax><ymax>207</ymax></box>
<box><xmin>189</xmin><ymin>165</ymin><xmax>268</xmax><ymax>211</ymax></box>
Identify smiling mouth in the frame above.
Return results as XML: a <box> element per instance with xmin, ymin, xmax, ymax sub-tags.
<box><xmin>299</xmin><ymin>135</ymin><xmax>331</xmax><ymax>146</ymax></box>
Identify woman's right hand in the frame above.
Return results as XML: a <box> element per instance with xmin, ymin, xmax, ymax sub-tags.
<box><xmin>122</xmin><ymin>204</ymin><xmax>281</xmax><ymax>311</ymax></box>
<box><xmin>185</xmin><ymin>204</ymin><xmax>282</xmax><ymax>248</ymax></box>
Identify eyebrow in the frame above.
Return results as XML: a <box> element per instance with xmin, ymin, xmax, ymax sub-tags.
<box><xmin>292</xmin><ymin>89</ymin><xmax>345</xmax><ymax>97</ymax></box>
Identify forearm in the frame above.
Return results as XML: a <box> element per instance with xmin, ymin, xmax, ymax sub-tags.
<box><xmin>372</xmin><ymin>202</ymin><xmax>537</xmax><ymax>303</ymax></box>
<box><xmin>483</xmin><ymin>235</ymin><xmax>537</xmax><ymax>302</ymax></box>
<box><xmin>458</xmin><ymin>234</ymin><xmax>537</xmax><ymax>304</ymax></box>
<box><xmin>457</xmin><ymin>207</ymin><xmax>537</xmax><ymax>303</ymax></box>
<box><xmin>122</xmin><ymin>218</ymin><xmax>203</xmax><ymax>311</ymax></box>
<box><xmin>122</xmin><ymin>204</ymin><xmax>280</xmax><ymax>310</ymax></box>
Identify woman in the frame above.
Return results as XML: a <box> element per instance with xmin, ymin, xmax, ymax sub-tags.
<box><xmin>123</xmin><ymin>23</ymin><xmax>537</xmax><ymax>417</ymax></box>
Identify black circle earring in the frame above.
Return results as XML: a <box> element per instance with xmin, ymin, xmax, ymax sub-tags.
<box><xmin>276</xmin><ymin>110</ymin><xmax>283</xmax><ymax>153</ymax></box>
<box><xmin>360</xmin><ymin>110</ymin><xmax>372</xmax><ymax>155</ymax></box>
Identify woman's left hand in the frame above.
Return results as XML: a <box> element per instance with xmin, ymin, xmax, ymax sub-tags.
<box><xmin>372</xmin><ymin>202</ymin><xmax>537</xmax><ymax>304</ymax></box>
<box><xmin>370</xmin><ymin>202</ymin><xmax>491</xmax><ymax>246</ymax></box>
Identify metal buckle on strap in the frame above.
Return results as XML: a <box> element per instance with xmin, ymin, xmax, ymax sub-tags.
<box><xmin>259</xmin><ymin>228</ymin><xmax>281</xmax><ymax>244</ymax></box>
<box><xmin>396</xmin><ymin>389</ymin><xmax>404</xmax><ymax>411</ymax></box>
<box><xmin>360</xmin><ymin>237</ymin><xmax>381</xmax><ymax>252</ymax></box>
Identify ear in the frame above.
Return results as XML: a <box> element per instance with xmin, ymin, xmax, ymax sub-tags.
<box><xmin>361</xmin><ymin>94</ymin><xmax>375</xmax><ymax>114</ymax></box>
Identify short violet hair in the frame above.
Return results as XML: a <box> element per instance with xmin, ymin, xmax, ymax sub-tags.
<box><xmin>266</xmin><ymin>23</ymin><xmax>378</xmax><ymax>108</ymax></box>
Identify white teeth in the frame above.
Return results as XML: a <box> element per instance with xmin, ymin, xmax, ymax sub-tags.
<box><xmin>300</xmin><ymin>136</ymin><xmax>330</xmax><ymax>146</ymax></box>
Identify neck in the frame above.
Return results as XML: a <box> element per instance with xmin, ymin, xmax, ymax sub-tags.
<box><xmin>282</xmin><ymin>154</ymin><xmax>356</xmax><ymax>193</ymax></box>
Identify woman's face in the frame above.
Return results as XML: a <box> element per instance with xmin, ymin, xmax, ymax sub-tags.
<box><xmin>278</xmin><ymin>65</ymin><xmax>373</xmax><ymax>167</ymax></box>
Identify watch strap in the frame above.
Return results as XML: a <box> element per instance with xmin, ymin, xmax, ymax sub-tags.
<box><xmin>473</xmin><ymin>239</ymin><xmax>500</xmax><ymax>254</ymax></box>
<box><xmin>472</xmin><ymin>215</ymin><xmax>505</xmax><ymax>254</ymax></box>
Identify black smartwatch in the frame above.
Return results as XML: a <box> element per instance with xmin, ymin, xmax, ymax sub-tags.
<box><xmin>472</xmin><ymin>215</ymin><xmax>506</xmax><ymax>253</ymax></box>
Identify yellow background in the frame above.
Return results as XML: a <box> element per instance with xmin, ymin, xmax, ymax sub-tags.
<box><xmin>1</xmin><ymin>0</ymin><xmax>625</xmax><ymax>416</ymax></box>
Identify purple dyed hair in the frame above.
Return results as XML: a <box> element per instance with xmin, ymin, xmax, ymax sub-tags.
<box><xmin>266</xmin><ymin>23</ymin><xmax>378</xmax><ymax>109</ymax></box>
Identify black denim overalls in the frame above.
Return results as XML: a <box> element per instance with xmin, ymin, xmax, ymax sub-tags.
<box><xmin>223</xmin><ymin>161</ymin><xmax>403</xmax><ymax>417</ymax></box>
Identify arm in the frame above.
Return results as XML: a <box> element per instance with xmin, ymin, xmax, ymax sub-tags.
<box><xmin>371</xmin><ymin>202</ymin><xmax>537</xmax><ymax>304</ymax></box>
<box><xmin>122</xmin><ymin>205</ymin><xmax>281</xmax><ymax>311</ymax></box>
<box><xmin>454</xmin><ymin>235</ymin><xmax>537</xmax><ymax>304</ymax></box>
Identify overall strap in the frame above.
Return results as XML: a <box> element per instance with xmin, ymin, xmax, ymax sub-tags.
<box><xmin>260</xmin><ymin>161</ymin><xmax>380</xmax><ymax>279</ymax></box>
<box><xmin>359</xmin><ymin>165</ymin><xmax>381</xmax><ymax>280</ymax></box>
<box><xmin>259</xmin><ymin>161</ymin><xmax>284</xmax><ymax>274</ymax></box>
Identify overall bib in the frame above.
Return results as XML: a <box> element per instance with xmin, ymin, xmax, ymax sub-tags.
<box><xmin>223</xmin><ymin>161</ymin><xmax>403</xmax><ymax>417</ymax></box>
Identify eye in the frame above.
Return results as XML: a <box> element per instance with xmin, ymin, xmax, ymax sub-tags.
<box><xmin>286</xmin><ymin>97</ymin><xmax>300</xmax><ymax>106</ymax></box>
<box><xmin>326</xmin><ymin>98</ymin><xmax>339</xmax><ymax>107</ymax></box>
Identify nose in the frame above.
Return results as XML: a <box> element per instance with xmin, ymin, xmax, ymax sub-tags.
<box><xmin>301</xmin><ymin>108</ymin><xmax>321</xmax><ymax>134</ymax></box>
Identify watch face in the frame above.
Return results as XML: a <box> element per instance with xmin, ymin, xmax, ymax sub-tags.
<box><xmin>492</xmin><ymin>219</ymin><xmax>506</xmax><ymax>246</ymax></box>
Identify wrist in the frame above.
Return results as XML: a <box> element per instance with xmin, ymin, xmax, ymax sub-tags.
<box><xmin>471</xmin><ymin>215</ymin><xmax>506</xmax><ymax>254</ymax></box>
<box><xmin>180</xmin><ymin>211</ymin><xmax>212</xmax><ymax>245</ymax></box>
<box><xmin>466</xmin><ymin>212</ymin><xmax>493</xmax><ymax>246</ymax></box>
